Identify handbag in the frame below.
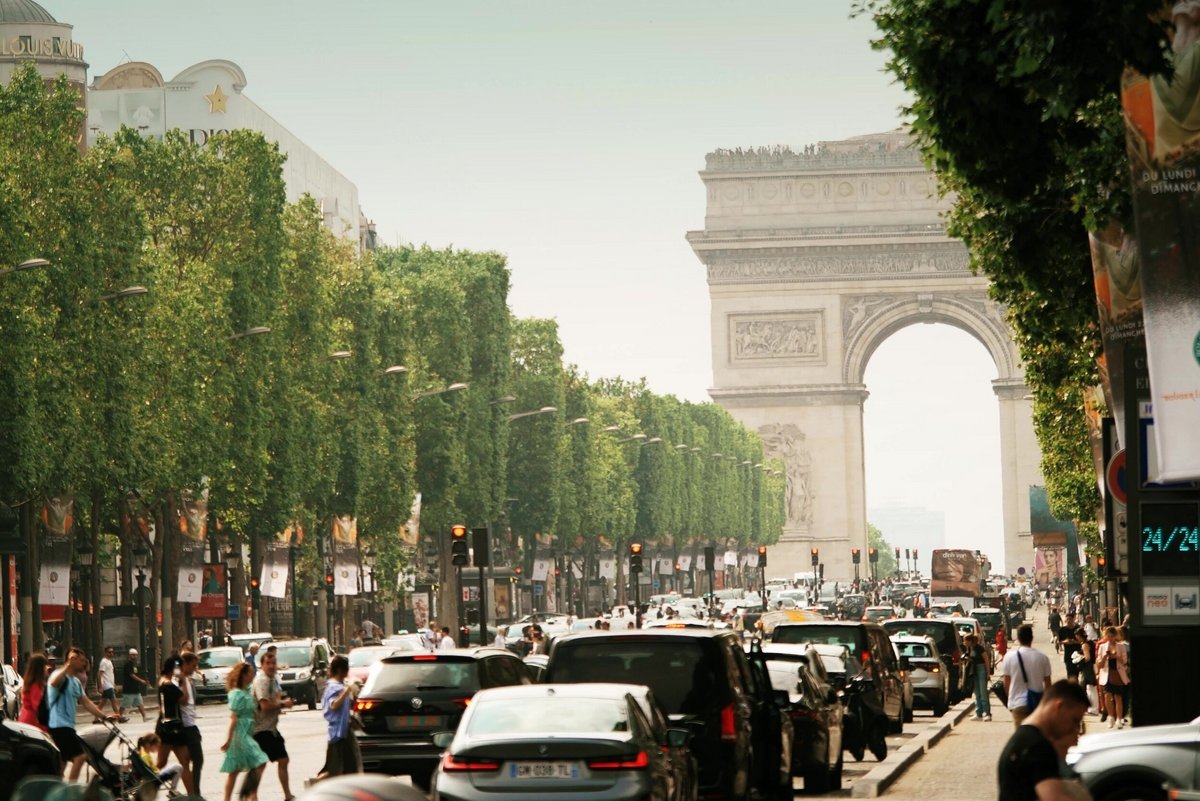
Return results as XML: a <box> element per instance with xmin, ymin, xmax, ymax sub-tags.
<box><xmin>1017</xmin><ymin>650</ymin><xmax>1043</xmax><ymax>709</ymax></box>
<box><xmin>990</xmin><ymin>678</ymin><xmax>1008</xmax><ymax>706</ymax></box>
<box><xmin>156</xmin><ymin>716</ymin><xmax>185</xmax><ymax>738</ymax></box>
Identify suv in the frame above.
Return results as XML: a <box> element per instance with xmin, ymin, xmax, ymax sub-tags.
<box><xmin>195</xmin><ymin>646</ymin><xmax>246</xmax><ymax>704</ymax></box>
<box><xmin>545</xmin><ymin>628</ymin><xmax>792</xmax><ymax>801</ymax></box>
<box><xmin>267</xmin><ymin>638</ymin><xmax>332</xmax><ymax>710</ymax></box>
<box><xmin>354</xmin><ymin>647</ymin><xmax>529</xmax><ymax>787</ymax></box>
<box><xmin>882</xmin><ymin>618</ymin><xmax>966</xmax><ymax>702</ymax></box>
<box><xmin>771</xmin><ymin>621</ymin><xmax>906</xmax><ymax>734</ymax></box>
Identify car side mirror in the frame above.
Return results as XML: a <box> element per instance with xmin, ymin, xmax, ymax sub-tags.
<box><xmin>431</xmin><ymin>731</ymin><xmax>454</xmax><ymax>749</ymax></box>
<box><xmin>665</xmin><ymin>727</ymin><xmax>690</xmax><ymax>747</ymax></box>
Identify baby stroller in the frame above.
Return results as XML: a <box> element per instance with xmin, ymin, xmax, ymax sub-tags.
<box><xmin>78</xmin><ymin>719</ymin><xmax>181</xmax><ymax>800</ymax></box>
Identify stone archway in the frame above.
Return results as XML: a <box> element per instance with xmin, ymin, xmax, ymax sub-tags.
<box><xmin>687</xmin><ymin>131</ymin><xmax>1043</xmax><ymax>581</ymax></box>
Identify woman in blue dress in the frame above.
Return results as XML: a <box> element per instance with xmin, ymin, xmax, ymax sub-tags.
<box><xmin>220</xmin><ymin>661</ymin><xmax>268</xmax><ymax>801</ymax></box>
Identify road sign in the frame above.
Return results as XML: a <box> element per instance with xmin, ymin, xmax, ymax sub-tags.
<box><xmin>534</xmin><ymin>584</ymin><xmax>543</xmax><ymax>596</ymax></box>
<box><xmin>228</xmin><ymin>604</ymin><xmax>240</xmax><ymax>621</ymax></box>
<box><xmin>652</xmin><ymin>580</ymin><xmax>661</xmax><ymax>589</ymax></box>
<box><xmin>1017</xmin><ymin>567</ymin><xmax>1026</xmax><ymax>576</ymax></box>
<box><xmin>1107</xmin><ymin>449</ymin><xmax>1128</xmax><ymax>506</ymax></box>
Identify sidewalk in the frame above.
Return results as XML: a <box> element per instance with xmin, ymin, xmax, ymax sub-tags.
<box><xmin>880</xmin><ymin>602</ymin><xmax>1069</xmax><ymax>799</ymax></box>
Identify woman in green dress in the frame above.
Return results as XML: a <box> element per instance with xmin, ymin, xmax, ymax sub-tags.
<box><xmin>220</xmin><ymin>661</ymin><xmax>268</xmax><ymax>801</ymax></box>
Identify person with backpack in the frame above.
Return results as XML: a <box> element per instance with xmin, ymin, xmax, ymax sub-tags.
<box><xmin>18</xmin><ymin>652</ymin><xmax>49</xmax><ymax>731</ymax></box>
<box><xmin>48</xmin><ymin>647</ymin><xmax>118</xmax><ymax>780</ymax></box>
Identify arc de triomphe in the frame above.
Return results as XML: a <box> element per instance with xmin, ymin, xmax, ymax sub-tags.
<box><xmin>687</xmin><ymin>130</ymin><xmax>1043</xmax><ymax>581</ymax></box>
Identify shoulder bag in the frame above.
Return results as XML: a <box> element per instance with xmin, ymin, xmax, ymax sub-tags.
<box><xmin>1017</xmin><ymin>649</ymin><xmax>1043</xmax><ymax>709</ymax></box>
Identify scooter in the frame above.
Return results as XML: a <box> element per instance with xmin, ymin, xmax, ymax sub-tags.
<box><xmin>841</xmin><ymin>673</ymin><xmax>889</xmax><ymax>762</ymax></box>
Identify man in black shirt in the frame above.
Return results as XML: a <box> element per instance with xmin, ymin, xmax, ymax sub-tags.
<box><xmin>998</xmin><ymin>680</ymin><xmax>1088</xmax><ymax>801</ymax></box>
<box><xmin>1058</xmin><ymin>613</ymin><xmax>1082</xmax><ymax>682</ymax></box>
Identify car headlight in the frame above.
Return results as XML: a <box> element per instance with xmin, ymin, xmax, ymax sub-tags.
<box><xmin>296</xmin><ymin>670</ymin><xmax>311</xmax><ymax>681</ymax></box>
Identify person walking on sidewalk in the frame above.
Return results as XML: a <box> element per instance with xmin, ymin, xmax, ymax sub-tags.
<box><xmin>1073</xmin><ymin>629</ymin><xmax>1100</xmax><ymax>715</ymax></box>
<box><xmin>122</xmin><ymin>648</ymin><xmax>149</xmax><ymax>722</ymax></box>
<box><xmin>156</xmin><ymin>658</ymin><xmax>194</xmax><ymax>794</ymax></box>
<box><xmin>220</xmin><ymin>661</ymin><xmax>269</xmax><ymax>801</ymax></box>
<box><xmin>964</xmin><ymin>633</ymin><xmax>993</xmax><ymax>720</ymax></box>
<box><xmin>314</xmin><ymin>655</ymin><xmax>361</xmax><ymax>781</ymax></box>
<box><xmin>48</xmin><ymin>647</ymin><xmax>117</xmax><ymax>781</ymax></box>
<box><xmin>252</xmin><ymin>646</ymin><xmax>296</xmax><ymax>800</ymax></box>
<box><xmin>97</xmin><ymin>647</ymin><xmax>125</xmax><ymax>722</ymax></box>
<box><xmin>997</xmin><ymin>680</ymin><xmax>1090</xmax><ymax>801</ymax></box>
<box><xmin>1096</xmin><ymin>625</ymin><xmax>1130</xmax><ymax>728</ymax></box>
<box><xmin>18</xmin><ymin>653</ymin><xmax>49</xmax><ymax>731</ymax></box>
<box><xmin>1002</xmin><ymin>624</ymin><xmax>1053</xmax><ymax>727</ymax></box>
<box><xmin>179</xmin><ymin>652</ymin><xmax>205</xmax><ymax>796</ymax></box>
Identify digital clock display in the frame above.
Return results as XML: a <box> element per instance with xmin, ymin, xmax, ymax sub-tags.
<box><xmin>1140</xmin><ymin>502</ymin><xmax>1200</xmax><ymax>577</ymax></box>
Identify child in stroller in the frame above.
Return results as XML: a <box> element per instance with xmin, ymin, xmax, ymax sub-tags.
<box><xmin>77</xmin><ymin>718</ymin><xmax>181</xmax><ymax>799</ymax></box>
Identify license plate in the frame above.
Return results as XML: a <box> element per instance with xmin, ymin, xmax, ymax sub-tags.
<box><xmin>386</xmin><ymin>714</ymin><xmax>444</xmax><ymax>729</ymax></box>
<box><xmin>510</xmin><ymin>761</ymin><xmax>579</xmax><ymax>779</ymax></box>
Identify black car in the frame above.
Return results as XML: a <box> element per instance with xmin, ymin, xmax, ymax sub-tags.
<box><xmin>762</xmin><ymin>643</ymin><xmax>845</xmax><ymax>794</ymax></box>
<box><xmin>881</xmin><ymin>618</ymin><xmax>966</xmax><ymax>702</ymax></box>
<box><xmin>770</xmin><ymin>621</ymin><xmax>906</xmax><ymax>735</ymax></box>
<box><xmin>546</xmin><ymin>628</ymin><xmax>792</xmax><ymax>801</ymax></box>
<box><xmin>353</xmin><ymin>647</ymin><xmax>529</xmax><ymax>788</ymax></box>
<box><xmin>0</xmin><ymin>718</ymin><xmax>62</xmax><ymax>798</ymax></box>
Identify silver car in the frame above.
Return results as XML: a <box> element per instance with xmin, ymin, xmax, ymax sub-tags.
<box><xmin>195</xmin><ymin>646</ymin><xmax>245</xmax><ymax>704</ymax></box>
<box><xmin>1066</xmin><ymin>715</ymin><xmax>1200</xmax><ymax>801</ymax></box>
<box><xmin>430</xmin><ymin>683</ymin><xmax>693</xmax><ymax>801</ymax></box>
<box><xmin>890</xmin><ymin>635</ymin><xmax>949</xmax><ymax>716</ymax></box>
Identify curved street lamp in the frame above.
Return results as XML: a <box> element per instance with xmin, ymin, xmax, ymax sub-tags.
<box><xmin>97</xmin><ymin>285</ymin><xmax>149</xmax><ymax>302</ymax></box>
<box><xmin>507</xmin><ymin>405</ymin><xmax>557</xmax><ymax>423</ymax></box>
<box><xmin>0</xmin><ymin>257</ymin><xmax>50</xmax><ymax>278</ymax></box>
<box><xmin>413</xmin><ymin>381</ymin><xmax>468</xmax><ymax>400</ymax></box>
<box><xmin>383</xmin><ymin>364</ymin><xmax>408</xmax><ymax>375</ymax></box>
<box><xmin>230</xmin><ymin>326</ymin><xmax>272</xmax><ymax>340</ymax></box>
<box><xmin>567</xmin><ymin>417</ymin><xmax>589</xmax><ymax>427</ymax></box>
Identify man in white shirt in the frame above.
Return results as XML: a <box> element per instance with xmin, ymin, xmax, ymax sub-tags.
<box><xmin>97</xmin><ymin>646</ymin><xmax>124</xmax><ymax>721</ymax></box>
<box><xmin>493</xmin><ymin>625</ymin><xmax>508</xmax><ymax>648</ymax></box>
<box><xmin>438</xmin><ymin>626</ymin><xmax>456</xmax><ymax>650</ymax></box>
<box><xmin>178</xmin><ymin>652</ymin><xmax>204</xmax><ymax>797</ymax></box>
<box><xmin>1002</xmin><ymin>623</ymin><xmax>1053</xmax><ymax>727</ymax></box>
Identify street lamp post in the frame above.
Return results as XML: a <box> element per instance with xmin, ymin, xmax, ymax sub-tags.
<box><xmin>224</xmin><ymin>543</ymin><xmax>239</xmax><ymax>635</ymax></box>
<box><xmin>132</xmin><ymin>542</ymin><xmax>151</xmax><ymax>675</ymax></box>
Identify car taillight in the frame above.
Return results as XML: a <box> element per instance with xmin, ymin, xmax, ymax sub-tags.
<box><xmin>441</xmin><ymin>753</ymin><xmax>500</xmax><ymax>772</ymax></box>
<box><xmin>588</xmin><ymin>751</ymin><xmax>649</xmax><ymax>770</ymax></box>
<box><xmin>720</xmin><ymin>703</ymin><xmax>737</xmax><ymax>741</ymax></box>
<box><xmin>354</xmin><ymin>698</ymin><xmax>378</xmax><ymax>713</ymax></box>
<box><xmin>449</xmin><ymin>697</ymin><xmax>472</xmax><ymax>710</ymax></box>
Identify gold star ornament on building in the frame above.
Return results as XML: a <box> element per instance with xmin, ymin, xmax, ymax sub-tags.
<box><xmin>206</xmin><ymin>84</ymin><xmax>229</xmax><ymax>114</ymax></box>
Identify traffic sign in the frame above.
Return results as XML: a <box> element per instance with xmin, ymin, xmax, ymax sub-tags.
<box><xmin>1107</xmin><ymin>449</ymin><xmax>1128</xmax><ymax>506</ymax></box>
<box><xmin>228</xmin><ymin>604</ymin><xmax>240</xmax><ymax>621</ymax></box>
<box><xmin>534</xmin><ymin>584</ymin><xmax>543</xmax><ymax>596</ymax></box>
<box><xmin>652</xmin><ymin>580</ymin><xmax>661</xmax><ymax>589</ymax></box>
<box><xmin>1017</xmin><ymin>567</ymin><xmax>1026</xmax><ymax>576</ymax></box>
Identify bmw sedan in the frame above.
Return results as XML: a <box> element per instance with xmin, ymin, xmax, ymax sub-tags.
<box><xmin>430</xmin><ymin>683</ymin><xmax>694</xmax><ymax>801</ymax></box>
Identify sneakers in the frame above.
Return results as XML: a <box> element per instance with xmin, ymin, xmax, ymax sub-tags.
<box><xmin>1117</xmin><ymin>718</ymin><xmax>1125</xmax><ymax>729</ymax></box>
<box><xmin>983</xmin><ymin>713</ymin><xmax>992</xmax><ymax>721</ymax></box>
<box><xmin>1108</xmin><ymin>719</ymin><xmax>1116</xmax><ymax>728</ymax></box>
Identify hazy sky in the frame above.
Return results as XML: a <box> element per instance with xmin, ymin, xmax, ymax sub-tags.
<box><xmin>53</xmin><ymin>1</ymin><xmax>1005</xmax><ymax>566</ymax></box>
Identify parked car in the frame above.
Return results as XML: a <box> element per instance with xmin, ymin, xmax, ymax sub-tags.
<box><xmin>890</xmin><ymin>635</ymin><xmax>949</xmax><ymax>715</ymax></box>
<box><xmin>863</xmin><ymin>606</ymin><xmax>896</xmax><ymax>623</ymax></box>
<box><xmin>546</xmin><ymin>628</ymin><xmax>792</xmax><ymax>801</ymax></box>
<box><xmin>2</xmin><ymin>663</ymin><xmax>23</xmax><ymax>719</ymax></box>
<box><xmin>762</xmin><ymin>643</ymin><xmax>845</xmax><ymax>793</ymax></box>
<box><xmin>1067</xmin><ymin>714</ymin><xmax>1200</xmax><ymax>801</ymax></box>
<box><xmin>0</xmin><ymin>718</ymin><xmax>62</xmax><ymax>798</ymax></box>
<box><xmin>354</xmin><ymin>646</ymin><xmax>529</xmax><ymax>788</ymax></box>
<box><xmin>269</xmin><ymin>638</ymin><xmax>333</xmax><ymax>710</ymax></box>
<box><xmin>195</xmin><ymin>646</ymin><xmax>246</xmax><ymax>704</ymax></box>
<box><xmin>882</xmin><ymin>618</ymin><xmax>967</xmax><ymax>702</ymax></box>
<box><xmin>771</xmin><ymin>621</ymin><xmax>906</xmax><ymax>734</ymax></box>
<box><xmin>429</xmin><ymin>683</ymin><xmax>696</xmax><ymax>801</ymax></box>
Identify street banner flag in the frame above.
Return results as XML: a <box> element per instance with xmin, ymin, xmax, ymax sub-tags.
<box><xmin>679</xmin><ymin>554</ymin><xmax>692</xmax><ymax>571</ymax></box>
<box><xmin>1089</xmin><ymin>224</ymin><xmax>1145</xmax><ymax>448</ymax></box>
<box><xmin>332</xmin><ymin>516</ymin><xmax>359</xmax><ymax>596</ymax></box>
<box><xmin>38</xmin><ymin>494</ymin><xmax>73</xmax><ymax>605</ymax></box>
<box><xmin>724</xmin><ymin>550</ymin><xmax>738</xmax><ymax>567</ymax></box>
<box><xmin>1121</xmin><ymin>28</ymin><xmax>1200</xmax><ymax>480</ymax></box>
<box><xmin>261</xmin><ymin>526</ymin><xmax>293</xmax><ymax>599</ymax></box>
<box><xmin>657</xmin><ymin>557</ymin><xmax>673</xmax><ymax>576</ymax></box>
<box><xmin>532</xmin><ymin>558</ymin><xmax>552</xmax><ymax>582</ymax></box>
<box><xmin>193</xmin><ymin>564</ymin><xmax>227</xmax><ymax>618</ymax></box>
<box><xmin>177</xmin><ymin>491</ymin><xmax>208</xmax><ymax>604</ymax></box>
<box><xmin>400</xmin><ymin>493</ymin><xmax>421</xmax><ymax>547</ymax></box>
<box><xmin>695</xmin><ymin>552</ymin><xmax>706</xmax><ymax>571</ymax></box>
<box><xmin>598</xmin><ymin>553</ymin><xmax>616</xmax><ymax>580</ymax></box>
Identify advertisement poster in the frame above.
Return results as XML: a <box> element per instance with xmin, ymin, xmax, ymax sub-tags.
<box><xmin>1034</xmin><ymin>547</ymin><xmax>1066</xmax><ymax>587</ymax></box>
<box><xmin>658</xmin><ymin>557</ymin><xmax>674</xmax><ymax>576</ymax></box>
<box><xmin>1089</xmin><ymin>224</ymin><xmax>1146</xmax><ymax>446</ymax></box>
<box><xmin>1121</xmin><ymin>16</ymin><xmax>1200</xmax><ymax>480</ymax></box>
<box><xmin>332</xmin><ymin>516</ymin><xmax>359</xmax><ymax>596</ymax></box>
<box><xmin>411</xmin><ymin>592</ymin><xmax>430</xmax><ymax>629</ymax></box>
<box><xmin>177</xmin><ymin>491</ymin><xmax>208</xmax><ymax>603</ymax></box>
<box><xmin>38</xmin><ymin>494</ymin><xmax>73</xmax><ymax>605</ymax></box>
<box><xmin>192</xmin><ymin>564</ymin><xmax>226</xmax><ymax>618</ymax></box>
<box><xmin>598</xmin><ymin>552</ymin><xmax>615</xmax><ymax>580</ymax></box>
<box><xmin>260</xmin><ymin>525</ymin><xmax>296</xmax><ymax>599</ymax></box>
<box><xmin>929</xmin><ymin>548</ymin><xmax>981</xmax><ymax>596</ymax></box>
<box><xmin>532</xmin><ymin>558</ymin><xmax>551</xmax><ymax>582</ymax></box>
<box><xmin>678</xmin><ymin>554</ymin><xmax>692</xmax><ymax>572</ymax></box>
<box><xmin>493</xmin><ymin>582</ymin><xmax>512</xmax><ymax>620</ymax></box>
<box><xmin>723</xmin><ymin>550</ymin><xmax>737</xmax><ymax>567</ymax></box>
<box><xmin>695</xmin><ymin>551</ymin><xmax>706</xmax><ymax>571</ymax></box>
<box><xmin>400</xmin><ymin>493</ymin><xmax>421</xmax><ymax>547</ymax></box>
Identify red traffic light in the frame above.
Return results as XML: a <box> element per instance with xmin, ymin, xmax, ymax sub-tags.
<box><xmin>249</xmin><ymin>577</ymin><xmax>260</xmax><ymax>589</ymax></box>
<box><xmin>757</xmin><ymin>545</ymin><xmax>767</xmax><ymax>556</ymax></box>
<box><xmin>324</xmin><ymin>572</ymin><xmax>334</xmax><ymax>586</ymax></box>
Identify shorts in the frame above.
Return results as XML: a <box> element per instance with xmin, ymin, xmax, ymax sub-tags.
<box><xmin>49</xmin><ymin>727</ymin><xmax>85</xmax><ymax>761</ymax></box>
<box><xmin>101</xmin><ymin>687</ymin><xmax>116</xmax><ymax>701</ymax></box>
<box><xmin>121</xmin><ymin>693</ymin><xmax>143</xmax><ymax>709</ymax></box>
<box><xmin>322</xmin><ymin>736</ymin><xmax>361</xmax><ymax>776</ymax></box>
<box><xmin>1105</xmin><ymin>680</ymin><xmax>1126</xmax><ymax>694</ymax></box>
<box><xmin>253</xmin><ymin>730</ymin><xmax>289</xmax><ymax>762</ymax></box>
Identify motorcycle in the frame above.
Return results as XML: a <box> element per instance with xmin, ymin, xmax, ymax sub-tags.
<box><xmin>840</xmin><ymin>673</ymin><xmax>889</xmax><ymax>762</ymax></box>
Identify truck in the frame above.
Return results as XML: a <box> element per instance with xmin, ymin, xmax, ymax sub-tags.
<box><xmin>929</xmin><ymin>548</ymin><xmax>982</xmax><ymax>612</ymax></box>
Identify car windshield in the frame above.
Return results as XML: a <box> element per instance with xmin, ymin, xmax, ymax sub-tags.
<box><xmin>550</xmin><ymin>640</ymin><xmax>719</xmax><ymax>716</ymax></box>
<box><xmin>467</xmin><ymin>696</ymin><xmax>629</xmax><ymax>736</ymax></box>
<box><xmin>894</xmin><ymin>642</ymin><xmax>931</xmax><ymax>658</ymax></box>
<box><xmin>273</xmin><ymin>646</ymin><xmax>311</xmax><ymax>669</ymax></box>
<box><xmin>883</xmin><ymin>621</ymin><xmax>954</xmax><ymax>649</ymax></box>
<box><xmin>765</xmin><ymin>661</ymin><xmax>802</xmax><ymax>693</ymax></box>
<box><xmin>368</xmin><ymin>660</ymin><xmax>479</xmax><ymax>694</ymax></box>
<box><xmin>198</xmin><ymin>650</ymin><xmax>241</xmax><ymax>669</ymax></box>
<box><xmin>772</xmin><ymin>625</ymin><xmax>862</xmax><ymax>656</ymax></box>
<box><xmin>973</xmin><ymin>611</ymin><xmax>1000</xmax><ymax>624</ymax></box>
<box><xmin>348</xmin><ymin>648</ymin><xmax>393</xmax><ymax>667</ymax></box>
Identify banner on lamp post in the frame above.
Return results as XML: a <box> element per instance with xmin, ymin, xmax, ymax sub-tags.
<box><xmin>532</xmin><ymin>558</ymin><xmax>552</xmax><ymax>582</ymax></box>
<box><xmin>38</xmin><ymin>494</ymin><xmax>74</xmax><ymax>606</ymax></box>
<box><xmin>193</xmin><ymin>564</ymin><xmax>227</xmax><ymax>618</ymax></box>
<box><xmin>1121</xmin><ymin>44</ymin><xmax>1200</xmax><ymax>480</ymax></box>
<box><xmin>177</xmin><ymin>491</ymin><xmax>207</xmax><ymax>604</ymax></box>
<box><xmin>260</xmin><ymin>525</ymin><xmax>296</xmax><ymax>599</ymax></box>
<box><xmin>332</xmin><ymin>516</ymin><xmax>359</xmax><ymax>596</ymax></box>
<box><xmin>598</xmin><ymin>553</ymin><xmax>615</xmax><ymax>580</ymax></box>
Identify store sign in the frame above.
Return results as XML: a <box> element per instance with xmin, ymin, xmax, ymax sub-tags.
<box><xmin>0</xmin><ymin>35</ymin><xmax>84</xmax><ymax>62</ymax></box>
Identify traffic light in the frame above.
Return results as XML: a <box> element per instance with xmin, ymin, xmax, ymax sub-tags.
<box><xmin>629</xmin><ymin>543</ymin><xmax>643</xmax><ymax>574</ymax></box>
<box><xmin>810</xmin><ymin>547</ymin><xmax>819</xmax><ymax>567</ymax></box>
<box><xmin>250</xmin><ymin>576</ymin><xmax>261</xmax><ymax>602</ymax></box>
<box><xmin>1096</xmin><ymin>553</ymin><xmax>1106</xmax><ymax>575</ymax></box>
<box><xmin>868</xmin><ymin>547</ymin><xmax>878</xmax><ymax>563</ymax></box>
<box><xmin>895</xmin><ymin>546</ymin><xmax>901</xmax><ymax>561</ymax></box>
<box><xmin>905</xmin><ymin>548</ymin><xmax>911</xmax><ymax>560</ymax></box>
<box><xmin>757</xmin><ymin>545</ymin><xmax>767</xmax><ymax>568</ymax></box>
<box><xmin>912</xmin><ymin>548</ymin><xmax>919</xmax><ymax>562</ymax></box>
<box><xmin>450</xmin><ymin>524</ymin><xmax>469</xmax><ymax>566</ymax></box>
<box><xmin>851</xmin><ymin>547</ymin><xmax>861</xmax><ymax>565</ymax></box>
<box><xmin>704</xmin><ymin>546</ymin><xmax>715</xmax><ymax>570</ymax></box>
<box><xmin>324</xmin><ymin>571</ymin><xmax>334</xmax><ymax>600</ymax></box>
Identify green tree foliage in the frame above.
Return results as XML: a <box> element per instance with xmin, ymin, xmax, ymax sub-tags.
<box><xmin>861</xmin><ymin>0</ymin><xmax>1171</xmax><ymax>527</ymax></box>
<box><xmin>868</xmin><ymin>523</ymin><xmax>898</xmax><ymax>577</ymax></box>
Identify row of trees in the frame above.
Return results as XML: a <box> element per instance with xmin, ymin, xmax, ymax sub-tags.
<box><xmin>861</xmin><ymin>0</ymin><xmax>1173</xmax><ymax>550</ymax></box>
<box><xmin>0</xmin><ymin>66</ymin><xmax>783</xmax><ymax>656</ymax></box>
